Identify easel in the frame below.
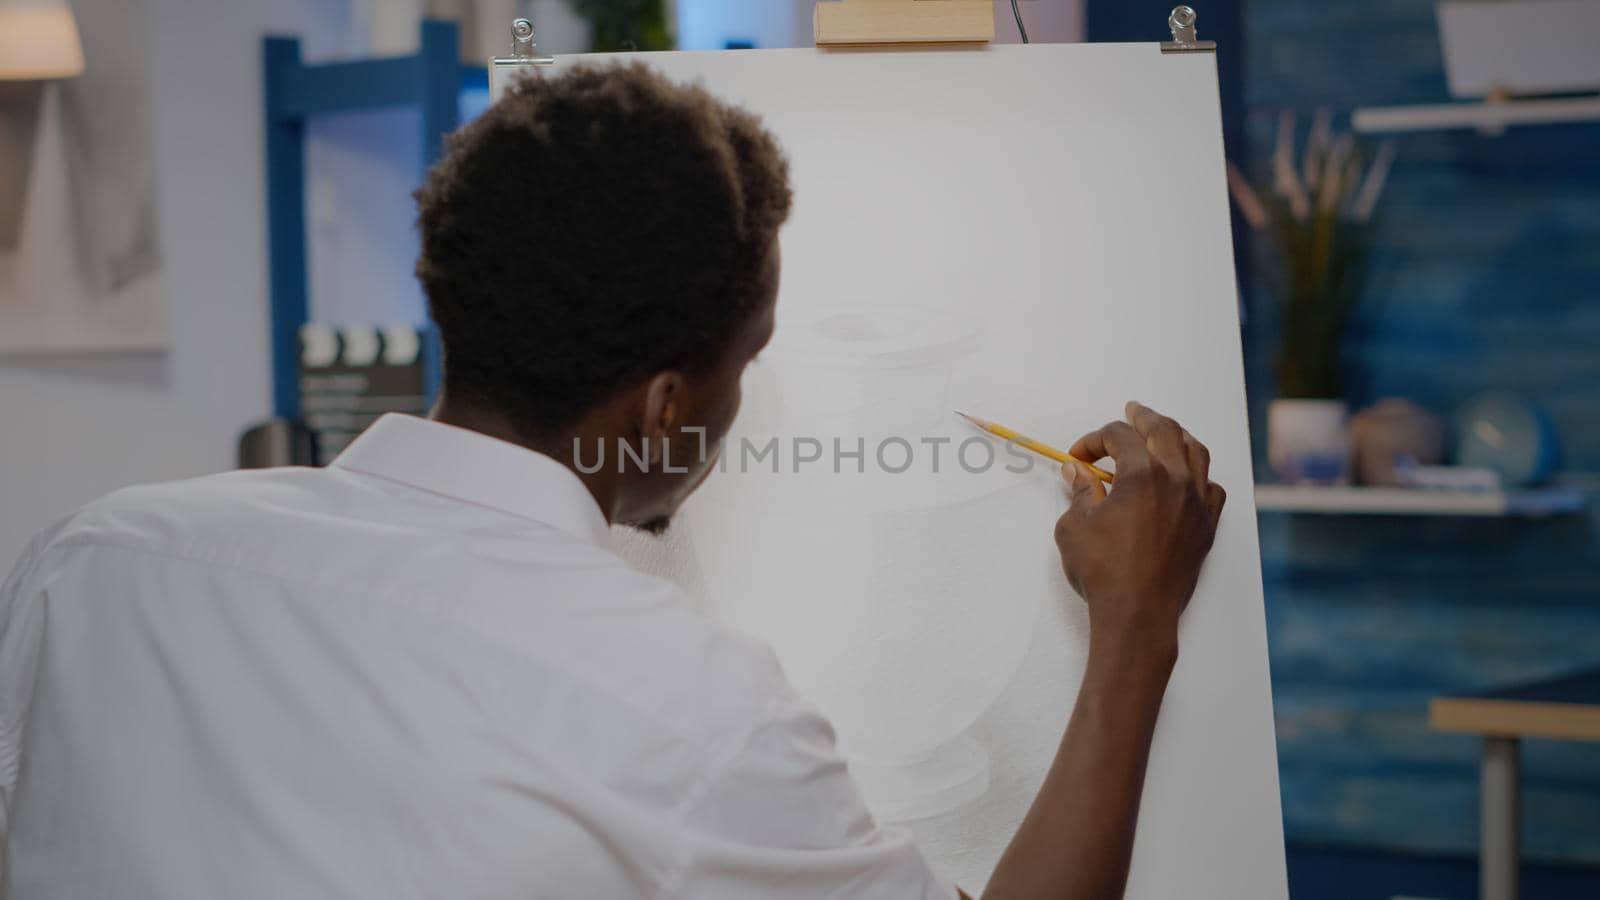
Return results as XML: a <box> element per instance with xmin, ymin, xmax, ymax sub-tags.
<box><xmin>489</xmin><ymin>4</ymin><xmax>1217</xmax><ymax>98</ymax></box>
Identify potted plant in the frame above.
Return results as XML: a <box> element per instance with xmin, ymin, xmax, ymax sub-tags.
<box><xmin>570</xmin><ymin>0</ymin><xmax>672</xmax><ymax>51</ymax></box>
<box><xmin>1229</xmin><ymin>109</ymin><xmax>1394</xmax><ymax>484</ymax></box>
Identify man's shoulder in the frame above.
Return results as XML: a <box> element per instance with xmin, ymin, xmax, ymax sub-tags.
<box><xmin>26</xmin><ymin>468</ymin><xmax>802</xmax><ymax>748</ymax></box>
<box><xmin>41</xmin><ymin>467</ymin><xmax>346</xmax><ymax>554</ymax></box>
<box><xmin>36</xmin><ymin>467</ymin><xmax>265</xmax><ymax>539</ymax></box>
<box><xmin>470</xmin><ymin>556</ymin><xmax>798</xmax><ymax>743</ymax></box>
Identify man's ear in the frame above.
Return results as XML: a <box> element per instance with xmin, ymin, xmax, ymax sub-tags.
<box><xmin>639</xmin><ymin>371</ymin><xmax>685</xmax><ymax>464</ymax></box>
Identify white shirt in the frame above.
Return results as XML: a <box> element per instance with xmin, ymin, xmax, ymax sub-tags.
<box><xmin>1</xmin><ymin>414</ymin><xmax>955</xmax><ymax>900</ymax></box>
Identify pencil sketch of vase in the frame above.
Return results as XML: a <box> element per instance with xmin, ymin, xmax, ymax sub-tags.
<box><xmin>620</xmin><ymin>306</ymin><xmax>1060</xmax><ymax>822</ymax></box>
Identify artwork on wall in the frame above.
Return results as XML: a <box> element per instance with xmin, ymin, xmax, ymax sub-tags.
<box><xmin>0</xmin><ymin>0</ymin><xmax>166</xmax><ymax>354</ymax></box>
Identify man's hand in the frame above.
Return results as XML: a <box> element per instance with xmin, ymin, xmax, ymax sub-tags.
<box><xmin>1055</xmin><ymin>402</ymin><xmax>1226</xmax><ymax>655</ymax></box>
<box><xmin>982</xmin><ymin>402</ymin><xmax>1224</xmax><ymax>900</ymax></box>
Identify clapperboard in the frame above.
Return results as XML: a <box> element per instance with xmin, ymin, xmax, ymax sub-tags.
<box><xmin>299</xmin><ymin>324</ymin><xmax>430</xmax><ymax>461</ymax></box>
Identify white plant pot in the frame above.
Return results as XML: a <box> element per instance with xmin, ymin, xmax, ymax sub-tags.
<box><xmin>1267</xmin><ymin>398</ymin><xmax>1350</xmax><ymax>484</ymax></box>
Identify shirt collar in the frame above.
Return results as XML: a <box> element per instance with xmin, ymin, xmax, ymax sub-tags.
<box><xmin>330</xmin><ymin>414</ymin><xmax>612</xmax><ymax>547</ymax></box>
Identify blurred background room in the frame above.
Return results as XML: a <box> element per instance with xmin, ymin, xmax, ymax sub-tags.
<box><xmin>1</xmin><ymin>1</ymin><xmax>1596</xmax><ymax>897</ymax></box>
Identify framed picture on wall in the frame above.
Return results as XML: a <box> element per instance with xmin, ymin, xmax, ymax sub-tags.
<box><xmin>0</xmin><ymin>0</ymin><xmax>166</xmax><ymax>354</ymax></box>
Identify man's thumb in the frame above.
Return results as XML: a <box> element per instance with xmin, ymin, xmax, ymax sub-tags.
<box><xmin>1061</xmin><ymin>460</ymin><xmax>1105</xmax><ymax>509</ymax></box>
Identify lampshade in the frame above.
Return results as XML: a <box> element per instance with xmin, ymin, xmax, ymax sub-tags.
<box><xmin>0</xmin><ymin>5</ymin><xmax>86</xmax><ymax>80</ymax></box>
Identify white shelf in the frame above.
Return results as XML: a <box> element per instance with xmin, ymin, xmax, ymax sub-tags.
<box><xmin>1351</xmin><ymin>96</ymin><xmax>1600</xmax><ymax>134</ymax></box>
<box><xmin>1253</xmin><ymin>485</ymin><xmax>1588</xmax><ymax>517</ymax></box>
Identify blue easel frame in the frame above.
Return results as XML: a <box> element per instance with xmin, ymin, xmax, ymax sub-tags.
<box><xmin>262</xmin><ymin>20</ymin><xmax>483</xmax><ymax>419</ymax></box>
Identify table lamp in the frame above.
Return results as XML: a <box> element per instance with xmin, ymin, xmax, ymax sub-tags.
<box><xmin>1</xmin><ymin>2</ymin><xmax>86</xmax><ymax>248</ymax></box>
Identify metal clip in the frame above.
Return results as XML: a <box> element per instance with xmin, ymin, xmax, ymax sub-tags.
<box><xmin>1161</xmin><ymin>6</ymin><xmax>1216</xmax><ymax>53</ymax></box>
<box><xmin>510</xmin><ymin>18</ymin><xmax>543</xmax><ymax>61</ymax></box>
<box><xmin>490</xmin><ymin>18</ymin><xmax>555</xmax><ymax>99</ymax></box>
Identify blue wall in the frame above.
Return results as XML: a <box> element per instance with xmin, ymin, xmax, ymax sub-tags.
<box><xmin>1245</xmin><ymin>0</ymin><xmax>1600</xmax><ymax>866</ymax></box>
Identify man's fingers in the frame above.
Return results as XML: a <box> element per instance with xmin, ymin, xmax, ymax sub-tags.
<box><xmin>1126</xmin><ymin>401</ymin><xmax>1190</xmax><ymax>476</ymax></box>
<box><xmin>1126</xmin><ymin>401</ymin><xmax>1183</xmax><ymax>446</ymax></box>
<box><xmin>1061</xmin><ymin>460</ymin><xmax>1107</xmax><ymax>511</ymax></box>
<box><xmin>1205</xmin><ymin>481</ymin><xmax>1227</xmax><ymax>529</ymax></box>
<box><xmin>1067</xmin><ymin>421</ymin><xmax>1150</xmax><ymax>474</ymax></box>
<box><xmin>1184</xmin><ymin>433</ymin><xmax>1212</xmax><ymax>485</ymax></box>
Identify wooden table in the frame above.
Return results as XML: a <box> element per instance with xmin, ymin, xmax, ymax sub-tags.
<box><xmin>1430</xmin><ymin>666</ymin><xmax>1600</xmax><ymax>900</ymax></box>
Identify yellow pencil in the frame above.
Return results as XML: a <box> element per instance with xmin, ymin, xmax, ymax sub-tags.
<box><xmin>956</xmin><ymin>411</ymin><xmax>1115</xmax><ymax>484</ymax></box>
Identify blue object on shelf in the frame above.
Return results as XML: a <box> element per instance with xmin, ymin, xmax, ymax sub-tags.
<box><xmin>262</xmin><ymin>20</ymin><xmax>467</xmax><ymax>419</ymax></box>
<box><xmin>1454</xmin><ymin>391</ymin><xmax>1560</xmax><ymax>488</ymax></box>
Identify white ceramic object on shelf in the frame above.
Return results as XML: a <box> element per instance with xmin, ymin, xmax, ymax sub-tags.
<box><xmin>1267</xmin><ymin>398</ymin><xmax>1350</xmax><ymax>484</ymax></box>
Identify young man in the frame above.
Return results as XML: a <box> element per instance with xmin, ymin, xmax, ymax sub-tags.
<box><xmin>1</xmin><ymin>64</ymin><xmax>1225</xmax><ymax>898</ymax></box>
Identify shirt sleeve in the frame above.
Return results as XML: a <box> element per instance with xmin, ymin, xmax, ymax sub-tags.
<box><xmin>0</xmin><ymin>520</ymin><xmax>67</xmax><ymax>872</ymax></box>
<box><xmin>666</xmin><ymin>698</ymin><xmax>960</xmax><ymax>900</ymax></box>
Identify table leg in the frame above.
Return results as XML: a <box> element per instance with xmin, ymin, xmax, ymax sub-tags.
<box><xmin>1480</xmin><ymin>736</ymin><xmax>1520</xmax><ymax>900</ymax></box>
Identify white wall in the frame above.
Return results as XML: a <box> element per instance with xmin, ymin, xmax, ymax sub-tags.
<box><xmin>993</xmin><ymin>0</ymin><xmax>1082</xmax><ymax>43</ymax></box>
<box><xmin>676</xmin><ymin>0</ymin><xmax>809</xmax><ymax>49</ymax></box>
<box><xmin>0</xmin><ymin>0</ymin><xmax>351</xmax><ymax>567</ymax></box>
<box><xmin>677</xmin><ymin>0</ymin><xmax>1082</xmax><ymax>49</ymax></box>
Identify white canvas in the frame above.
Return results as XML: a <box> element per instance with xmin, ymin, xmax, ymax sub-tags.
<box><xmin>535</xmin><ymin>43</ymin><xmax>1287</xmax><ymax>897</ymax></box>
